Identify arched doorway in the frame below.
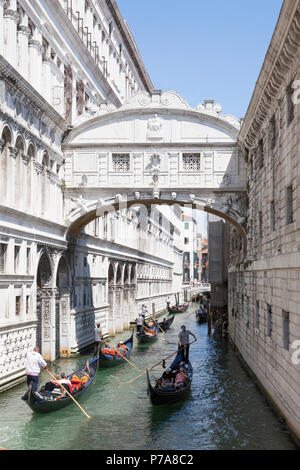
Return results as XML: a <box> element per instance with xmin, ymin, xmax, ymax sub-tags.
<box><xmin>36</xmin><ymin>252</ymin><xmax>53</xmax><ymax>359</ymax></box>
<box><xmin>107</xmin><ymin>262</ymin><xmax>115</xmax><ymax>335</ymax></box>
<box><xmin>0</xmin><ymin>125</ymin><xmax>12</xmax><ymax>203</ymax></box>
<box><xmin>56</xmin><ymin>256</ymin><xmax>71</xmax><ymax>358</ymax></box>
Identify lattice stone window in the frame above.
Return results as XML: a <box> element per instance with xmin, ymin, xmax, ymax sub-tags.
<box><xmin>182</xmin><ymin>153</ymin><xmax>201</xmax><ymax>172</ymax></box>
<box><xmin>112</xmin><ymin>153</ymin><xmax>130</xmax><ymax>172</ymax></box>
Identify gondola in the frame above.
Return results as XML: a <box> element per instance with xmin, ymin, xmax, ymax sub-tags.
<box><xmin>136</xmin><ymin>324</ymin><xmax>159</xmax><ymax>344</ymax></box>
<box><xmin>146</xmin><ymin>350</ymin><xmax>193</xmax><ymax>405</ymax></box>
<box><xmin>99</xmin><ymin>330</ymin><xmax>134</xmax><ymax>368</ymax></box>
<box><xmin>167</xmin><ymin>303</ymin><xmax>189</xmax><ymax>314</ymax></box>
<box><xmin>145</xmin><ymin>314</ymin><xmax>175</xmax><ymax>332</ymax></box>
<box><xmin>196</xmin><ymin>308</ymin><xmax>207</xmax><ymax>323</ymax></box>
<box><xmin>21</xmin><ymin>355</ymin><xmax>99</xmax><ymax>414</ymax></box>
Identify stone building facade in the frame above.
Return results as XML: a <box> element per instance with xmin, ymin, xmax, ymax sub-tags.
<box><xmin>228</xmin><ymin>0</ymin><xmax>300</xmax><ymax>442</ymax></box>
<box><xmin>0</xmin><ymin>0</ymin><xmax>247</xmax><ymax>395</ymax></box>
<box><xmin>0</xmin><ymin>0</ymin><xmax>184</xmax><ymax>391</ymax></box>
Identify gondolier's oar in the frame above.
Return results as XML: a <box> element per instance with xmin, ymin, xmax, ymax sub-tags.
<box><xmin>104</xmin><ymin>341</ymin><xmax>142</xmax><ymax>372</ymax></box>
<box><xmin>120</xmin><ymin>339</ymin><xmax>197</xmax><ymax>385</ymax></box>
<box><xmin>143</xmin><ymin>324</ymin><xmax>174</xmax><ymax>345</ymax></box>
<box><xmin>45</xmin><ymin>368</ymin><xmax>91</xmax><ymax>419</ymax></box>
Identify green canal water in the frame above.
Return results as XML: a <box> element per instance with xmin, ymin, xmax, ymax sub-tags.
<box><xmin>0</xmin><ymin>308</ymin><xmax>297</xmax><ymax>450</ymax></box>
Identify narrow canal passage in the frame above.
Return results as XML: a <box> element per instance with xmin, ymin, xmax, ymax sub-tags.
<box><xmin>0</xmin><ymin>307</ymin><xmax>297</xmax><ymax>450</ymax></box>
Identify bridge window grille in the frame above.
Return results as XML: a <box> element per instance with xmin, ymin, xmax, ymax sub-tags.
<box><xmin>112</xmin><ymin>154</ymin><xmax>130</xmax><ymax>172</ymax></box>
<box><xmin>182</xmin><ymin>154</ymin><xmax>201</xmax><ymax>172</ymax></box>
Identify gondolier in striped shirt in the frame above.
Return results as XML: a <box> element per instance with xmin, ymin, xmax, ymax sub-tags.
<box><xmin>178</xmin><ymin>325</ymin><xmax>197</xmax><ymax>364</ymax></box>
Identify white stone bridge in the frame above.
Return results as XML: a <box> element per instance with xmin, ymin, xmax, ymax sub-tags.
<box><xmin>62</xmin><ymin>90</ymin><xmax>247</xmax><ymax>240</ymax></box>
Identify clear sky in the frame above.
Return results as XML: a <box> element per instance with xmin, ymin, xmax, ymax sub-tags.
<box><xmin>117</xmin><ymin>0</ymin><xmax>283</xmax><ymax>120</ymax></box>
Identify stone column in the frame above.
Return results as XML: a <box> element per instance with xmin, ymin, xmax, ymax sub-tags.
<box><xmin>108</xmin><ymin>285</ymin><xmax>116</xmax><ymax>335</ymax></box>
<box><xmin>28</xmin><ymin>28</ymin><xmax>43</xmax><ymax>93</ymax></box>
<box><xmin>123</xmin><ymin>284</ymin><xmax>130</xmax><ymax>329</ymax></box>
<box><xmin>0</xmin><ymin>0</ymin><xmax>6</xmax><ymax>56</ymax></box>
<box><xmin>39</xmin><ymin>288</ymin><xmax>56</xmax><ymax>362</ymax></box>
<box><xmin>3</xmin><ymin>1</ymin><xmax>18</xmax><ymax>67</ymax></box>
<box><xmin>17</xmin><ymin>11</ymin><xmax>30</xmax><ymax>78</ymax></box>
<box><xmin>42</xmin><ymin>40</ymin><xmax>52</xmax><ymax>104</ymax></box>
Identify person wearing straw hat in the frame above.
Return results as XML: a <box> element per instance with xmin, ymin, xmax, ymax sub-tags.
<box><xmin>178</xmin><ymin>325</ymin><xmax>197</xmax><ymax>364</ymax></box>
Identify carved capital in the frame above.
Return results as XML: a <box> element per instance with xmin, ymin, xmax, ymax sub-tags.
<box><xmin>21</xmin><ymin>153</ymin><xmax>30</xmax><ymax>165</ymax></box>
<box><xmin>3</xmin><ymin>8</ymin><xmax>19</xmax><ymax>23</ymax></box>
<box><xmin>33</xmin><ymin>160</ymin><xmax>43</xmax><ymax>174</ymax></box>
<box><xmin>17</xmin><ymin>25</ymin><xmax>31</xmax><ymax>37</ymax></box>
<box><xmin>9</xmin><ymin>146</ymin><xmax>18</xmax><ymax>158</ymax></box>
<box><xmin>0</xmin><ymin>139</ymin><xmax>5</xmax><ymax>153</ymax></box>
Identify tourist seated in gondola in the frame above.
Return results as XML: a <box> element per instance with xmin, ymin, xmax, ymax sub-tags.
<box><xmin>101</xmin><ymin>344</ymin><xmax>117</xmax><ymax>356</ymax></box>
<box><xmin>174</xmin><ymin>367</ymin><xmax>189</xmax><ymax>389</ymax></box>
<box><xmin>155</xmin><ymin>368</ymin><xmax>175</xmax><ymax>389</ymax></box>
<box><xmin>115</xmin><ymin>342</ymin><xmax>128</xmax><ymax>356</ymax></box>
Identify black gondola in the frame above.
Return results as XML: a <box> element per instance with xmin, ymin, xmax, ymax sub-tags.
<box><xmin>99</xmin><ymin>331</ymin><xmax>134</xmax><ymax>368</ymax></box>
<box><xmin>196</xmin><ymin>308</ymin><xmax>207</xmax><ymax>323</ymax></box>
<box><xmin>167</xmin><ymin>304</ymin><xmax>189</xmax><ymax>314</ymax></box>
<box><xmin>146</xmin><ymin>351</ymin><xmax>193</xmax><ymax>405</ymax></box>
<box><xmin>136</xmin><ymin>324</ymin><xmax>159</xmax><ymax>344</ymax></box>
<box><xmin>145</xmin><ymin>315</ymin><xmax>175</xmax><ymax>332</ymax></box>
<box><xmin>21</xmin><ymin>355</ymin><xmax>98</xmax><ymax>414</ymax></box>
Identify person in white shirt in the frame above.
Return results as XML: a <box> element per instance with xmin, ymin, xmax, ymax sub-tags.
<box><xmin>26</xmin><ymin>346</ymin><xmax>47</xmax><ymax>391</ymax></box>
<box><xmin>141</xmin><ymin>305</ymin><xmax>148</xmax><ymax>320</ymax></box>
<box><xmin>94</xmin><ymin>323</ymin><xmax>103</xmax><ymax>355</ymax></box>
<box><xmin>136</xmin><ymin>313</ymin><xmax>144</xmax><ymax>335</ymax></box>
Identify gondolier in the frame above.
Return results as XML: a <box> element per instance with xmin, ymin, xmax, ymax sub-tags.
<box><xmin>94</xmin><ymin>323</ymin><xmax>103</xmax><ymax>355</ymax></box>
<box><xmin>178</xmin><ymin>325</ymin><xmax>197</xmax><ymax>363</ymax></box>
<box><xmin>25</xmin><ymin>346</ymin><xmax>47</xmax><ymax>392</ymax></box>
<box><xmin>136</xmin><ymin>313</ymin><xmax>144</xmax><ymax>335</ymax></box>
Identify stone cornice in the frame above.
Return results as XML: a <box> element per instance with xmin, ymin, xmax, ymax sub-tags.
<box><xmin>42</xmin><ymin>0</ymin><xmax>122</xmax><ymax>109</ymax></box>
<box><xmin>239</xmin><ymin>0</ymin><xmax>300</xmax><ymax>148</ymax></box>
<box><xmin>0</xmin><ymin>55</ymin><xmax>68</xmax><ymax>135</ymax></box>
<box><xmin>104</xmin><ymin>0</ymin><xmax>154</xmax><ymax>93</ymax></box>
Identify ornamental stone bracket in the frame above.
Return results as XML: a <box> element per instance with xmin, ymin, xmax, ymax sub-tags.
<box><xmin>64</xmin><ymin>189</ymin><xmax>248</xmax><ymax>239</ymax></box>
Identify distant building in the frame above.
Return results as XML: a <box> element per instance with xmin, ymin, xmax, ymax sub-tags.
<box><xmin>182</xmin><ymin>214</ymin><xmax>198</xmax><ymax>284</ymax></box>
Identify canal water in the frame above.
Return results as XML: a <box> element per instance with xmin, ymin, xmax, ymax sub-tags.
<box><xmin>0</xmin><ymin>307</ymin><xmax>297</xmax><ymax>450</ymax></box>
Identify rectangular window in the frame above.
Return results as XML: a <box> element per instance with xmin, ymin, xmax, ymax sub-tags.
<box><xmin>267</xmin><ymin>304</ymin><xmax>272</xmax><ymax>337</ymax></box>
<box><xmin>255</xmin><ymin>301</ymin><xmax>259</xmax><ymax>329</ymax></box>
<box><xmin>182</xmin><ymin>154</ymin><xmax>201</xmax><ymax>172</ymax></box>
<box><xmin>270</xmin><ymin>201</ymin><xmax>275</xmax><ymax>232</ymax></box>
<box><xmin>16</xmin><ymin>296</ymin><xmax>21</xmax><ymax>316</ymax></box>
<box><xmin>112</xmin><ymin>154</ymin><xmax>130</xmax><ymax>172</ymax></box>
<box><xmin>14</xmin><ymin>245</ymin><xmax>20</xmax><ymax>273</ymax></box>
<box><xmin>270</xmin><ymin>117</ymin><xmax>276</xmax><ymax>150</ymax></box>
<box><xmin>259</xmin><ymin>212</ymin><xmax>263</xmax><ymax>239</ymax></box>
<box><xmin>26</xmin><ymin>295</ymin><xmax>30</xmax><ymax>315</ymax></box>
<box><xmin>184</xmin><ymin>223</ymin><xmax>189</xmax><ymax>230</ymax></box>
<box><xmin>83</xmin><ymin>256</ymin><xmax>87</xmax><ymax>267</ymax></box>
<box><xmin>258</xmin><ymin>139</ymin><xmax>264</xmax><ymax>169</ymax></box>
<box><xmin>103</xmin><ymin>212</ymin><xmax>108</xmax><ymax>239</ymax></box>
<box><xmin>0</xmin><ymin>244</ymin><xmax>7</xmax><ymax>273</ymax></box>
<box><xmin>286</xmin><ymin>185</ymin><xmax>293</xmax><ymax>225</ymax></box>
<box><xmin>108</xmin><ymin>22</ymin><xmax>113</xmax><ymax>36</ymax></box>
<box><xmin>282</xmin><ymin>311</ymin><xmax>290</xmax><ymax>351</ymax></box>
<box><xmin>287</xmin><ymin>84</ymin><xmax>294</xmax><ymax>126</ymax></box>
<box><xmin>26</xmin><ymin>247</ymin><xmax>31</xmax><ymax>274</ymax></box>
<box><xmin>184</xmin><ymin>237</ymin><xmax>189</xmax><ymax>245</ymax></box>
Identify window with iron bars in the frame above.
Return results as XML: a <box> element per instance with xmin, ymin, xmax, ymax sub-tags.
<box><xmin>112</xmin><ymin>154</ymin><xmax>130</xmax><ymax>172</ymax></box>
<box><xmin>182</xmin><ymin>154</ymin><xmax>201</xmax><ymax>172</ymax></box>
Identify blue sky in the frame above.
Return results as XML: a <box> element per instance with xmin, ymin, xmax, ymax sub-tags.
<box><xmin>117</xmin><ymin>0</ymin><xmax>283</xmax><ymax>119</ymax></box>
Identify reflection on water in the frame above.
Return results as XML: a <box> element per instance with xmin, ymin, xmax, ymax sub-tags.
<box><xmin>0</xmin><ymin>309</ymin><xmax>297</xmax><ymax>450</ymax></box>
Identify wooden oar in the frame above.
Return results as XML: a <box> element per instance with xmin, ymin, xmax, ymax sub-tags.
<box><xmin>143</xmin><ymin>324</ymin><xmax>172</xmax><ymax>344</ymax></box>
<box><xmin>120</xmin><ymin>339</ymin><xmax>197</xmax><ymax>385</ymax></box>
<box><xmin>45</xmin><ymin>368</ymin><xmax>91</xmax><ymax>419</ymax></box>
<box><xmin>103</xmin><ymin>341</ymin><xmax>142</xmax><ymax>372</ymax></box>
